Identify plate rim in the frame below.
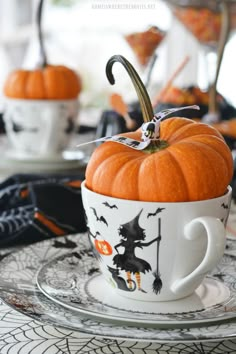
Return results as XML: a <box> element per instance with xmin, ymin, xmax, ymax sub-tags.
<box><xmin>36</xmin><ymin>255</ymin><xmax>234</xmax><ymax>327</ymax></box>
<box><xmin>0</xmin><ymin>234</ymin><xmax>236</xmax><ymax>343</ymax></box>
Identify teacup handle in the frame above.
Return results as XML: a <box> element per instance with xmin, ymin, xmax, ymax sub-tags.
<box><xmin>171</xmin><ymin>216</ymin><xmax>226</xmax><ymax>295</ymax></box>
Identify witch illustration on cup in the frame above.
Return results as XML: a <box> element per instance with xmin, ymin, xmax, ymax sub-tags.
<box><xmin>110</xmin><ymin>209</ymin><xmax>163</xmax><ymax>294</ymax></box>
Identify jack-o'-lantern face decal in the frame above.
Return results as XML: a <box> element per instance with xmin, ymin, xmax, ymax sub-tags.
<box><xmin>95</xmin><ymin>239</ymin><xmax>113</xmax><ymax>255</ymax></box>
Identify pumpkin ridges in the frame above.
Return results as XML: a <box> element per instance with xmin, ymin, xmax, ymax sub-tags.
<box><xmin>165</xmin><ymin>120</ymin><xmax>224</xmax><ymax>143</ymax></box>
<box><xmin>86</xmin><ymin>134</ymin><xmax>232</xmax><ymax>202</ymax></box>
<box><xmin>187</xmin><ymin>140</ymin><xmax>231</xmax><ymax>196</ymax></box>
<box><xmin>86</xmin><ymin>141</ymin><xmax>141</xmax><ymax>188</ymax></box>
<box><xmin>85</xmin><ymin>144</ymin><xmax>115</xmax><ymax>190</ymax></box>
<box><xmin>138</xmin><ymin>150</ymin><xmax>190</xmax><ymax>202</ymax></box>
<box><xmin>61</xmin><ymin>69</ymin><xmax>76</xmax><ymax>98</ymax></box>
<box><xmin>85</xmin><ymin>116</ymin><xmax>233</xmax><ymax>202</ymax></box>
<box><xmin>162</xmin><ymin>148</ymin><xmax>190</xmax><ymax>201</ymax></box>
<box><xmin>4</xmin><ymin>65</ymin><xmax>81</xmax><ymax>100</ymax></box>
<box><xmin>59</xmin><ymin>68</ymin><xmax>72</xmax><ymax>99</ymax></box>
<box><xmin>25</xmin><ymin>70</ymin><xmax>45</xmax><ymax>99</ymax></box>
<box><xmin>4</xmin><ymin>70</ymin><xmax>29</xmax><ymax>98</ymax></box>
<box><xmin>111</xmin><ymin>155</ymin><xmax>146</xmax><ymax>200</ymax></box>
<box><xmin>167</xmin><ymin>144</ymin><xmax>213</xmax><ymax>201</ymax></box>
<box><xmin>43</xmin><ymin>66</ymin><xmax>67</xmax><ymax>99</ymax></box>
<box><xmin>57</xmin><ymin>65</ymin><xmax>82</xmax><ymax>97</ymax></box>
<box><xmin>180</xmin><ymin>135</ymin><xmax>233</xmax><ymax>182</ymax></box>
<box><xmin>138</xmin><ymin>153</ymin><xmax>162</xmax><ymax>201</ymax></box>
<box><xmin>168</xmin><ymin>140</ymin><xmax>229</xmax><ymax>200</ymax></box>
<box><xmin>56</xmin><ymin>66</ymin><xmax>75</xmax><ymax>98</ymax></box>
<box><xmin>88</xmin><ymin>150</ymin><xmax>141</xmax><ymax>195</ymax></box>
<box><xmin>160</xmin><ymin>117</ymin><xmax>195</xmax><ymax>141</ymax></box>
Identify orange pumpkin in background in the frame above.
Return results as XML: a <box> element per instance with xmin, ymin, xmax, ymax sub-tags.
<box><xmin>4</xmin><ymin>65</ymin><xmax>82</xmax><ymax>100</ymax></box>
<box><xmin>3</xmin><ymin>0</ymin><xmax>82</xmax><ymax>100</ymax></box>
<box><xmin>85</xmin><ymin>55</ymin><xmax>233</xmax><ymax>203</ymax></box>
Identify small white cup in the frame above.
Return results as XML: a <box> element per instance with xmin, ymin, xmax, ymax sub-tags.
<box><xmin>3</xmin><ymin>98</ymin><xmax>79</xmax><ymax>158</ymax></box>
<box><xmin>82</xmin><ymin>182</ymin><xmax>232</xmax><ymax>302</ymax></box>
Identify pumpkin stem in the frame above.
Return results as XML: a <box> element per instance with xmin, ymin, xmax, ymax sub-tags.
<box><xmin>106</xmin><ymin>55</ymin><xmax>154</xmax><ymax>123</ymax></box>
<box><xmin>36</xmin><ymin>0</ymin><xmax>47</xmax><ymax>68</ymax></box>
<box><xmin>209</xmin><ymin>1</ymin><xmax>230</xmax><ymax>114</ymax></box>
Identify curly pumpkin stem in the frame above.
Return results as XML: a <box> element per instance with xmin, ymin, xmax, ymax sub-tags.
<box><xmin>106</xmin><ymin>55</ymin><xmax>154</xmax><ymax>123</ymax></box>
<box><xmin>36</xmin><ymin>0</ymin><xmax>47</xmax><ymax>68</ymax></box>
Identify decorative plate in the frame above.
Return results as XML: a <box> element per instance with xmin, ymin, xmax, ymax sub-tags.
<box><xmin>36</xmin><ymin>250</ymin><xmax>233</xmax><ymax>327</ymax></box>
<box><xmin>1</xmin><ymin>234</ymin><xmax>236</xmax><ymax>354</ymax></box>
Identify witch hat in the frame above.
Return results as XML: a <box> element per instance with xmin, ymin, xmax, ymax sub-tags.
<box><xmin>119</xmin><ymin>209</ymin><xmax>145</xmax><ymax>240</ymax></box>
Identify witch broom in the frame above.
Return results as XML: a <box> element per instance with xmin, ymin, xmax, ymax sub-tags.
<box><xmin>152</xmin><ymin>217</ymin><xmax>162</xmax><ymax>294</ymax></box>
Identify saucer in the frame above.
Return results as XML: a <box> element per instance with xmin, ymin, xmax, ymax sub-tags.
<box><xmin>3</xmin><ymin>149</ymin><xmax>85</xmax><ymax>171</ymax></box>
<box><xmin>36</xmin><ymin>246</ymin><xmax>233</xmax><ymax>327</ymax></box>
<box><xmin>6</xmin><ymin>149</ymin><xmax>84</xmax><ymax>162</ymax></box>
<box><xmin>1</xmin><ymin>233</ymin><xmax>236</xmax><ymax>346</ymax></box>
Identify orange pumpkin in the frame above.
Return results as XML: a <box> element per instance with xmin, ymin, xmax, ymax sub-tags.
<box><xmin>3</xmin><ymin>0</ymin><xmax>82</xmax><ymax>100</ymax></box>
<box><xmin>85</xmin><ymin>55</ymin><xmax>233</xmax><ymax>202</ymax></box>
<box><xmin>3</xmin><ymin>65</ymin><xmax>82</xmax><ymax>100</ymax></box>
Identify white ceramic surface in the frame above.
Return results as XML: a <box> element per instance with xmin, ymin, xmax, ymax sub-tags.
<box><xmin>36</xmin><ymin>251</ymin><xmax>233</xmax><ymax>326</ymax></box>
<box><xmin>81</xmin><ymin>182</ymin><xmax>232</xmax><ymax>302</ymax></box>
<box><xmin>3</xmin><ymin>98</ymin><xmax>79</xmax><ymax>157</ymax></box>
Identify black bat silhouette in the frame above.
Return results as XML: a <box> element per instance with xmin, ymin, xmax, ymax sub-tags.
<box><xmin>53</xmin><ymin>238</ymin><xmax>77</xmax><ymax>249</ymax></box>
<box><xmin>147</xmin><ymin>207</ymin><xmax>165</xmax><ymax>218</ymax></box>
<box><xmin>103</xmin><ymin>202</ymin><xmax>118</xmax><ymax>209</ymax></box>
<box><xmin>88</xmin><ymin>267</ymin><xmax>100</xmax><ymax>276</ymax></box>
<box><xmin>90</xmin><ymin>207</ymin><xmax>108</xmax><ymax>226</ymax></box>
<box><xmin>221</xmin><ymin>203</ymin><xmax>228</xmax><ymax>209</ymax></box>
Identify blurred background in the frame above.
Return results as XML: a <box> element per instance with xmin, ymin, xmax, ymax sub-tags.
<box><xmin>0</xmin><ymin>0</ymin><xmax>236</xmax><ymax>124</ymax></box>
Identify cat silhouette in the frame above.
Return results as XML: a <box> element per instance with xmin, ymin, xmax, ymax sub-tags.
<box><xmin>107</xmin><ymin>266</ymin><xmax>136</xmax><ymax>291</ymax></box>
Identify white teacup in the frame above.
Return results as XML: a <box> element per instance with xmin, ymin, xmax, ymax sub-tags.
<box><xmin>3</xmin><ymin>98</ymin><xmax>79</xmax><ymax>158</ymax></box>
<box><xmin>82</xmin><ymin>182</ymin><xmax>232</xmax><ymax>302</ymax></box>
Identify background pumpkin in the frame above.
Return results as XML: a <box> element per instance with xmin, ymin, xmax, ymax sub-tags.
<box><xmin>85</xmin><ymin>55</ymin><xmax>233</xmax><ymax>202</ymax></box>
<box><xmin>3</xmin><ymin>65</ymin><xmax>82</xmax><ymax>100</ymax></box>
<box><xmin>3</xmin><ymin>0</ymin><xmax>82</xmax><ymax>100</ymax></box>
